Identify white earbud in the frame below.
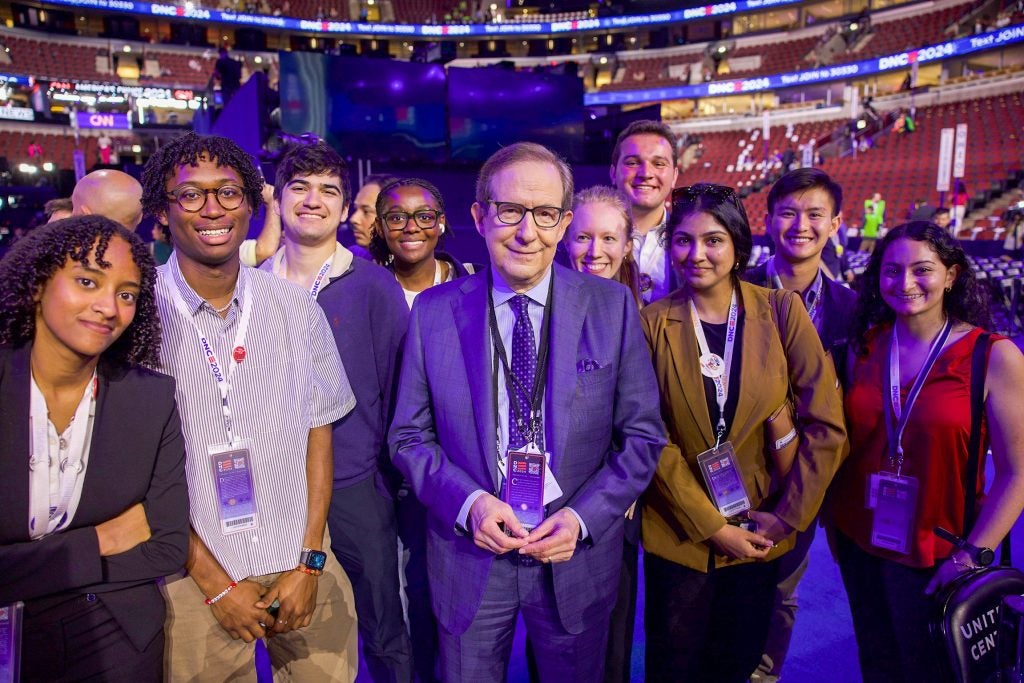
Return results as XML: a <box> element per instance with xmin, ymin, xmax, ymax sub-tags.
<box><xmin>438</xmin><ymin>222</ymin><xmax>446</xmax><ymax>234</ymax></box>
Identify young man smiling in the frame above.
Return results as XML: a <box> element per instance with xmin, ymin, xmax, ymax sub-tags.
<box><xmin>609</xmin><ymin>120</ymin><xmax>679</xmax><ymax>304</ymax></box>
<box><xmin>262</xmin><ymin>141</ymin><xmax>414</xmax><ymax>682</ymax></box>
<box><xmin>140</xmin><ymin>133</ymin><xmax>358</xmax><ymax>681</ymax></box>
<box><xmin>743</xmin><ymin>168</ymin><xmax>857</xmax><ymax>683</ymax></box>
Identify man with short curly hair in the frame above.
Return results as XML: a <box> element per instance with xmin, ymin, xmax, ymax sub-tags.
<box><xmin>142</xmin><ymin>132</ymin><xmax>359</xmax><ymax>681</ymax></box>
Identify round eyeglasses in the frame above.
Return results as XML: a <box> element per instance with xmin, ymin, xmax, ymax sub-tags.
<box><xmin>382</xmin><ymin>210</ymin><xmax>442</xmax><ymax>232</ymax></box>
<box><xmin>487</xmin><ymin>200</ymin><xmax>565</xmax><ymax>230</ymax></box>
<box><xmin>166</xmin><ymin>185</ymin><xmax>246</xmax><ymax>213</ymax></box>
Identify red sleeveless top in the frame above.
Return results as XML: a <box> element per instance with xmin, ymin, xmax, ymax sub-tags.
<box><xmin>832</xmin><ymin>324</ymin><xmax>999</xmax><ymax>568</ymax></box>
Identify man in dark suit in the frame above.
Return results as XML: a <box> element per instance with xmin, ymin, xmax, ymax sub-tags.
<box><xmin>743</xmin><ymin>168</ymin><xmax>857</xmax><ymax>683</ymax></box>
<box><xmin>389</xmin><ymin>142</ymin><xmax>665</xmax><ymax>682</ymax></box>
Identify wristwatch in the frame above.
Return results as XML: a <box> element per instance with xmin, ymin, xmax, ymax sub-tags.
<box><xmin>934</xmin><ymin>526</ymin><xmax>994</xmax><ymax>567</ymax></box>
<box><xmin>299</xmin><ymin>548</ymin><xmax>327</xmax><ymax>572</ymax></box>
<box><xmin>975</xmin><ymin>545</ymin><xmax>996</xmax><ymax>567</ymax></box>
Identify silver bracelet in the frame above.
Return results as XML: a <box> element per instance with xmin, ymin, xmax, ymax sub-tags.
<box><xmin>951</xmin><ymin>554</ymin><xmax>979</xmax><ymax>572</ymax></box>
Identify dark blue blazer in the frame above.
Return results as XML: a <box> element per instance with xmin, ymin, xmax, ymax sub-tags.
<box><xmin>389</xmin><ymin>264</ymin><xmax>665</xmax><ymax>636</ymax></box>
<box><xmin>742</xmin><ymin>262</ymin><xmax>859</xmax><ymax>359</ymax></box>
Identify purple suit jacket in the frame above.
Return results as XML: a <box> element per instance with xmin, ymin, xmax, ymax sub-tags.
<box><xmin>389</xmin><ymin>264</ymin><xmax>665</xmax><ymax>636</ymax></box>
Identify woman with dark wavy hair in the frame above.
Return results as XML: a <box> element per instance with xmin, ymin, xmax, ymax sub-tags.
<box><xmin>0</xmin><ymin>215</ymin><xmax>189</xmax><ymax>681</ymax></box>
<box><xmin>830</xmin><ymin>221</ymin><xmax>1024</xmax><ymax>682</ymax></box>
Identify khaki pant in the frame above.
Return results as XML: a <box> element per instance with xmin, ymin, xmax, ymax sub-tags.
<box><xmin>162</xmin><ymin>531</ymin><xmax>358</xmax><ymax>682</ymax></box>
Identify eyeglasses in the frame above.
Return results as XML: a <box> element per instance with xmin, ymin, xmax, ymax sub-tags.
<box><xmin>382</xmin><ymin>210</ymin><xmax>442</xmax><ymax>232</ymax></box>
<box><xmin>487</xmin><ymin>200</ymin><xmax>565</xmax><ymax>230</ymax></box>
<box><xmin>166</xmin><ymin>185</ymin><xmax>246</xmax><ymax>213</ymax></box>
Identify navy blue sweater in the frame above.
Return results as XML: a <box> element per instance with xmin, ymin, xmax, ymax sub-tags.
<box><xmin>316</xmin><ymin>257</ymin><xmax>409</xmax><ymax>489</ymax></box>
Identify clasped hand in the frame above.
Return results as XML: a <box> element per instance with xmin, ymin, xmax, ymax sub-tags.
<box><xmin>469</xmin><ymin>494</ymin><xmax>580</xmax><ymax>563</ymax></box>
<box><xmin>212</xmin><ymin>571</ymin><xmax>318</xmax><ymax>642</ymax></box>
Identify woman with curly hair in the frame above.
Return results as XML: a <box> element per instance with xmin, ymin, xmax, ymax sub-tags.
<box><xmin>368</xmin><ymin>177</ymin><xmax>476</xmax><ymax>308</ymax></box>
<box><xmin>829</xmin><ymin>221</ymin><xmax>1024</xmax><ymax>682</ymax></box>
<box><xmin>0</xmin><ymin>215</ymin><xmax>188</xmax><ymax>681</ymax></box>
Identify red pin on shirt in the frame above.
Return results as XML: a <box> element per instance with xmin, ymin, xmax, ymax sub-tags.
<box><xmin>232</xmin><ymin>346</ymin><xmax>247</xmax><ymax>363</ymax></box>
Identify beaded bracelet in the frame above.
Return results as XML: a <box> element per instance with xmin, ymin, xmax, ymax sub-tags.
<box><xmin>294</xmin><ymin>564</ymin><xmax>323</xmax><ymax>576</ymax></box>
<box><xmin>205</xmin><ymin>581</ymin><xmax>238</xmax><ymax>606</ymax></box>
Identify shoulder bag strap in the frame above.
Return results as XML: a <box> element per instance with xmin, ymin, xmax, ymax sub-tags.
<box><xmin>768</xmin><ymin>289</ymin><xmax>797</xmax><ymax>406</ymax></box>
<box><xmin>962</xmin><ymin>332</ymin><xmax>1011</xmax><ymax>565</ymax></box>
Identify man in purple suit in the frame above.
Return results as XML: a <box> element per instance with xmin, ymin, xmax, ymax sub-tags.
<box><xmin>389</xmin><ymin>142</ymin><xmax>666</xmax><ymax>681</ymax></box>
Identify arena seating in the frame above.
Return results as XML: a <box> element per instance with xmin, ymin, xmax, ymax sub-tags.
<box><xmin>602</xmin><ymin>1</ymin><xmax>977</xmax><ymax>94</ymax></box>
<box><xmin>0</xmin><ymin>130</ymin><xmax>133</xmax><ymax>171</ymax></box>
<box><xmin>677</xmin><ymin>119</ymin><xmax>839</xmax><ymax>229</ymax></box>
<box><xmin>506</xmin><ymin>10</ymin><xmax>589</xmax><ymax>24</ymax></box>
<box><xmin>603</xmin><ymin>54</ymin><xmax>705</xmax><ymax>91</ymax></box>
<box><xmin>140</xmin><ymin>49</ymin><xmax>217</xmax><ymax>88</ymax></box>
<box><xmin>2</xmin><ymin>34</ymin><xmax>109</xmax><ymax>82</ymax></box>
<box><xmin>392</xmin><ymin>0</ymin><xmax>469</xmax><ymax>24</ymax></box>
<box><xmin>676</xmin><ymin>92</ymin><xmax>1024</xmax><ymax>236</ymax></box>
<box><xmin>818</xmin><ymin>93</ymin><xmax>1024</xmax><ymax>236</ymax></box>
<box><xmin>715</xmin><ymin>35</ymin><xmax>821</xmax><ymax>80</ymax></box>
<box><xmin>833</xmin><ymin>1</ymin><xmax>972</xmax><ymax>64</ymax></box>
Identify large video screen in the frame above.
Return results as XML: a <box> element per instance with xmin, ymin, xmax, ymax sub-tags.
<box><xmin>447</xmin><ymin>66</ymin><xmax>584</xmax><ymax>163</ymax></box>
<box><xmin>279</xmin><ymin>52</ymin><xmax>447</xmax><ymax>164</ymax></box>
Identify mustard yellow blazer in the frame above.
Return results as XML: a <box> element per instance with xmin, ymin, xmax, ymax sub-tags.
<box><xmin>640</xmin><ymin>281</ymin><xmax>848</xmax><ymax>572</ymax></box>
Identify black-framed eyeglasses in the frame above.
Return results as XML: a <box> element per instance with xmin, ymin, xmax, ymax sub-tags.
<box><xmin>382</xmin><ymin>210</ymin><xmax>442</xmax><ymax>232</ymax></box>
<box><xmin>166</xmin><ymin>185</ymin><xmax>246</xmax><ymax>213</ymax></box>
<box><xmin>671</xmin><ymin>183</ymin><xmax>737</xmax><ymax>204</ymax></box>
<box><xmin>487</xmin><ymin>200</ymin><xmax>565</xmax><ymax>230</ymax></box>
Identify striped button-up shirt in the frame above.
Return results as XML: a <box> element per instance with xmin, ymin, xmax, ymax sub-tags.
<box><xmin>156</xmin><ymin>254</ymin><xmax>354</xmax><ymax>581</ymax></box>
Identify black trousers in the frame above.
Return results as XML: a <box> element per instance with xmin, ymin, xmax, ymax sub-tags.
<box><xmin>645</xmin><ymin>551</ymin><xmax>780</xmax><ymax>683</ymax></box>
<box><xmin>327</xmin><ymin>474</ymin><xmax>414</xmax><ymax>683</ymax></box>
<box><xmin>22</xmin><ymin>593</ymin><xmax>162</xmax><ymax>682</ymax></box>
<box><xmin>603</xmin><ymin>532</ymin><xmax>640</xmax><ymax>683</ymax></box>
<box><xmin>835</xmin><ymin>530</ymin><xmax>944</xmax><ymax>683</ymax></box>
<box><xmin>396</xmin><ymin>487</ymin><xmax>440</xmax><ymax>683</ymax></box>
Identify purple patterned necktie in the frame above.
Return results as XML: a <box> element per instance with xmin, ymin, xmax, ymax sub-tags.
<box><xmin>508</xmin><ymin>294</ymin><xmax>540</xmax><ymax>449</ymax></box>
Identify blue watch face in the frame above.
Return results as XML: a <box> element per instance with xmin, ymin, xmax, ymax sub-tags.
<box><xmin>307</xmin><ymin>551</ymin><xmax>327</xmax><ymax>570</ymax></box>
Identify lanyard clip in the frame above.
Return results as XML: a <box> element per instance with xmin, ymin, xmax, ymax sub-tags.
<box><xmin>714</xmin><ymin>423</ymin><xmax>726</xmax><ymax>451</ymax></box>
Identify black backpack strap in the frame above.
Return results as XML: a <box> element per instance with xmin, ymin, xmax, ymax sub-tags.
<box><xmin>962</xmin><ymin>332</ymin><xmax>1011</xmax><ymax>565</ymax></box>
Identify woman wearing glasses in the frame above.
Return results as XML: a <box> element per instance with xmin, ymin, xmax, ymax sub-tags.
<box><xmin>0</xmin><ymin>215</ymin><xmax>188</xmax><ymax>680</ymax></box>
<box><xmin>368</xmin><ymin>178</ymin><xmax>476</xmax><ymax>309</ymax></box>
<box><xmin>640</xmin><ymin>184</ymin><xmax>847</xmax><ymax>682</ymax></box>
<box><xmin>367</xmin><ymin>176</ymin><xmax>476</xmax><ymax>681</ymax></box>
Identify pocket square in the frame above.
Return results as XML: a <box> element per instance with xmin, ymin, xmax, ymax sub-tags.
<box><xmin>577</xmin><ymin>359</ymin><xmax>602</xmax><ymax>373</ymax></box>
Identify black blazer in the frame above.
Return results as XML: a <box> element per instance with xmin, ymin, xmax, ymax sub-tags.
<box><xmin>0</xmin><ymin>345</ymin><xmax>189</xmax><ymax>651</ymax></box>
<box><xmin>742</xmin><ymin>262</ymin><xmax>859</xmax><ymax>358</ymax></box>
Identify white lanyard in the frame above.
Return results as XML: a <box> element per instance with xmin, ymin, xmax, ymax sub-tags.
<box><xmin>270</xmin><ymin>250</ymin><xmax>333</xmax><ymax>298</ymax></box>
<box><xmin>885</xmin><ymin>318</ymin><xmax>953</xmax><ymax>474</ymax></box>
<box><xmin>167</xmin><ymin>265</ymin><xmax>253</xmax><ymax>443</ymax></box>
<box><xmin>767</xmin><ymin>257</ymin><xmax>823</xmax><ymax>328</ymax></box>
<box><xmin>28</xmin><ymin>372</ymin><xmax>97</xmax><ymax>539</ymax></box>
<box><xmin>689</xmin><ymin>288</ymin><xmax>739</xmax><ymax>447</ymax></box>
<box><xmin>308</xmin><ymin>257</ymin><xmax>333</xmax><ymax>298</ymax></box>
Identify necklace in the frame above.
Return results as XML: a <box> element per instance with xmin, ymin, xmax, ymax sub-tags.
<box><xmin>208</xmin><ymin>298</ymin><xmax>233</xmax><ymax>314</ymax></box>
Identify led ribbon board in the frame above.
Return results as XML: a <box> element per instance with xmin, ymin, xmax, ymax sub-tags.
<box><xmin>32</xmin><ymin>0</ymin><xmax>803</xmax><ymax>36</ymax></box>
<box><xmin>584</xmin><ymin>23</ymin><xmax>1024</xmax><ymax>105</ymax></box>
